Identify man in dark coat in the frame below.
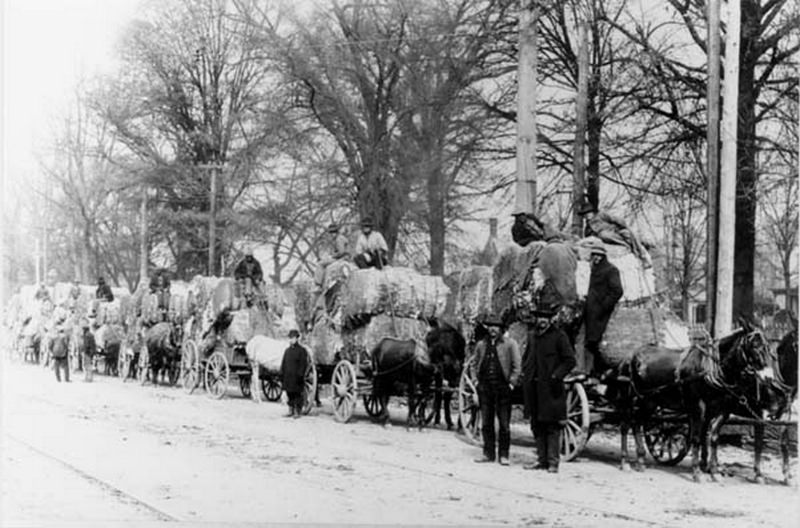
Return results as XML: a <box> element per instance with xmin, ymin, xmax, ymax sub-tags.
<box><xmin>81</xmin><ymin>321</ymin><xmax>97</xmax><ymax>382</ymax></box>
<box><xmin>583</xmin><ymin>237</ymin><xmax>623</xmax><ymax>379</ymax></box>
<box><xmin>280</xmin><ymin>329</ymin><xmax>309</xmax><ymax>418</ymax></box>
<box><xmin>234</xmin><ymin>250</ymin><xmax>264</xmax><ymax>306</ymax></box>
<box><xmin>51</xmin><ymin>326</ymin><xmax>70</xmax><ymax>382</ymax></box>
<box><xmin>96</xmin><ymin>277</ymin><xmax>114</xmax><ymax>302</ymax></box>
<box><xmin>522</xmin><ymin>305</ymin><xmax>576</xmax><ymax>473</ymax></box>
<box><xmin>473</xmin><ymin>316</ymin><xmax>521</xmax><ymax>466</ymax></box>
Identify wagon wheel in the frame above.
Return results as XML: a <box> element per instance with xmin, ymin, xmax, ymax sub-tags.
<box><xmin>261</xmin><ymin>376</ymin><xmax>282</xmax><ymax>402</ymax></box>
<box><xmin>644</xmin><ymin>419</ymin><xmax>690</xmax><ymax>466</ymax></box>
<box><xmin>332</xmin><ymin>360</ymin><xmax>357</xmax><ymax>423</ymax></box>
<box><xmin>180</xmin><ymin>340</ymin><xmax>200</xmax><ymax>394</ymax></box>
<box><xmin>409</xmin><ymin>390</ymin><xmax>435</xmax><ymax>428</ymax></box>
<box><xmin>560</xmin><ymin>382</ymin><xmax>590</xmax><ymax>462</ymax></box>
<box><xmin>363</xmin><ymin>393</ymin><xmax>389</xmax><ymax>419</ymax></box>
<box><xmin>137</xmin><ymin>345</ymin><xmax>150</xmax><ymax>385</ymax></box>
<box><xmin>302</xmin><ymin>360</ymin><xmax>318</xmax><ymax>415</ymax></box>
<box><xmin>204</xmin><ymin>351</ymin><xmax>230</xmax><ymax>399</ymax></box>
<box><xmin>457</xmin><ymin>358</ymin><xmax>482</xmax><ymax>445</ymax></box>
<box><xmin>239</xmin><ymin>375</ymin><xmax>252</xmax><ymax>398</ymax></box>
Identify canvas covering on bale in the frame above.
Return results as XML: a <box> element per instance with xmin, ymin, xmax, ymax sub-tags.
<box><xmin>310</xmin><ymin>317</ymin><xmax>343</xmax><ymax>366</ymax></box>
<box><xmin>224</xmin><ymin>306</ymin><xmax>271</xmax><ymax>345</ymax></box>
<box><xmin>340</xmin><ymin>267</ymin><xmax>448</xmax><ymax>320</ymax></box>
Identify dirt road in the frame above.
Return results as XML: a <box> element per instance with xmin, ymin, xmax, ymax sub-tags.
<box><xmin>1</xmin><ymin>361</ymin><xmax>796</xmax><ymax>527</ymax></box>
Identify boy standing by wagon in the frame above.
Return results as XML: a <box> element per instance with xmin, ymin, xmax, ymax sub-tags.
<box><xmin>280</xmin><ymin>330</ymin><xmax>309</xmax><ymax>418</ymax></box>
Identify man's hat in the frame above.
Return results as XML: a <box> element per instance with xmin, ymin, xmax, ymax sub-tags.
<box><xmin>288</xmin><ymin>329</ymin><xmax>300</xmax><ymax>338</ymax></box>
<box><xmin>361</xmin><ymin>217</ymin><xmax>374</xmax><ymax>228</ymax></box>
<box><xmin>327</xmin><ymin>223</ymin><xmax>339</xmax><ymax>233</ymax></box>
<box><xmin>577</xmin><ymin>202</ymin><xmax>596</xmax><ymax>216</ymax></box>
<box><xmin>478</xmin><ymin>314</ymin><xmax>504</xmax><ymax>327</ymax></box>
<box><xmin>584</xmin><ymin>236</ymin><xmax>606</xmax><ymax>256</ymax></box>
<box><xmin>98</xmin><ymin>277</ymin><xmax>105</xmax><ymax>284</ymax></box>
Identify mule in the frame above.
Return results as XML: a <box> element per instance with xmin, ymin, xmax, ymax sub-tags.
<box><xmin>608</xmin><ymin>320</ymin><xmax>789</xmax><ymax>482</ymax></box>
<box><xmin>425</xmin><ymin>320</ymin><xmax>466</xmax><ymax>429</ymax></box>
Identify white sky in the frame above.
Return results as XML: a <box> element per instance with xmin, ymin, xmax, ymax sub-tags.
<box><xmin>3</xmin><ymin>0</ymin><xmax>142</xmax><ymax>190</ymax></box>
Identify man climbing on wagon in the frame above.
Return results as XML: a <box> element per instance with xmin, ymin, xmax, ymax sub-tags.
<box><xmin>473</xmin><ymin>315</ymin><xmax>521</xmax><ymax>466</ymax></box>
<box><xmin>96</xmin><ymin>277</ymin><xmax>114</xmax><ymax>302</ymax></box>
<box><xmin>522</xmin><ymin>303</ymin><xmax>576</xmax><ymax>473</ymax></box>
<box><xmin>583</xmin><ymin>237</ymin><xmax>623</xmax><ymax>382</ymax></box>
<box><xmin>280</xmin><ymin>329</ymin><xmax>309</xmax><ymax>418</ymax></box>
<box><xmin>234</xmin><ymin>248</ymin><xmax>264</xmax><ymax>307</ymax></box>
<box><xmin>353</xmin><ymin>217</ymin><xmax>389</xmax><ymax>270</ymax></box>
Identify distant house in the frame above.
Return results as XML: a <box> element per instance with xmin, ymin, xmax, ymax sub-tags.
<box><xmin>770</xmin><ymin>277</ymin><xmax>798</xmax><ymax>315</ymax></box>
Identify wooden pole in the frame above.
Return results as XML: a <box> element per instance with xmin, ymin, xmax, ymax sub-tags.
<box><xmin>706</xmin><ymin>0</ymin><xmax>721</xmax><ymax>334</ymax></box>
<box><xmin>208</xmin><ymin>164</ymin><xmax>218</xmax><ymax>276</ymax></box>
<box><xmin>139</xmin><ymin>186</ymin><xmax>148</xmax><ymax>283</ymax></box>
<box><xmin>715</xmin><ymin>0</ymin><xmax>740</xmax><ymax>337</ymax></box>
<box><xmin>572</xmin><ymin>20</ymin><xmax>589</xmax><ymax>236</ymax></box>
<box><xmin>515</xmin><ymin>0</ymin><xmax>538</xmax><ymax>215</ymax></box>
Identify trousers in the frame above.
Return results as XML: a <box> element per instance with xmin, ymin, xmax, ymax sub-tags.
<box><xmin>479</xmin><ymin>385</ymin><xmax>512</xmax><ymax>460</ymax></box>
<box><xmin>54</xmin><ymin>357</ymin><xmax>70</xmax><ymax>382</ymax></box>
<box><xmin>533</xmin><ymin>422</ymin><xmax>561</xmax><ymax>469</ymax></box>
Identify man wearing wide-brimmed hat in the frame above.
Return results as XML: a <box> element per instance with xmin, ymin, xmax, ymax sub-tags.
<box><xmin>314</xmin><ymin>223</ymin><xmax>351</xmax><ymax>289</ymax></box>
<box><xmin>473</xmin><ymin>315</ymin><xmax>521</xmax><ymax>466</ymax></box>
<box><xmin>280</xmin><ymin>329</ymin><xmax>309</xmax><ymax>418</ymax></box>
<box><xmin>583</xmin><ymin>236</ymin><xmax>623</xmax><ymax>380</ymax></box>
<box><xmin>354</xmin><ymin>217</ymin><xmax>389</xmax><ymax>270</ymax></box>
<box><xmin>522</xmin><ymin>303</ymin><xmax>576</xmax><ymax>473</ymax></box>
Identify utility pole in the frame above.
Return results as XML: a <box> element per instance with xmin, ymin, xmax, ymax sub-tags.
<box><xmin>34</xmin><ymin>238</ymin><xmax>41</xmax><ymax>285</ymax></box>
<box><xmin>515</xmin><ymin>0</ymin><xmax>539</xmax><ymax>215</ymax></box>
<box><xmin>715</xmin><ymin>0</ymin><xmax>740</xmax><ymax>336</ymax></box>
<box><xmin>139</xmin><ymin>186</ymin><xmax>149</xmax><ymax>283</ymax></box>
<box><xmin>706</xmin><ymin>0</ymin><xmax>721</xmax><ymax>335</ymax></box>
<box><xmin>208</xmin><ymin>162</ymin><xmax>218</xmax><ymax>277</ymax></box>
<box><xmin>572</xmin><ymin>20</ymin><xmax>589</xmax><ymax>236</ymax></box>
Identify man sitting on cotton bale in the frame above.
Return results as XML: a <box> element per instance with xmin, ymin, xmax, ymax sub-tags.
<box><xmin>354</xmin><ymin>217</ymin><xmax>389</xmax><ymax>270</ymax></box>
<box><xmin>314</xmin><ymin>223</ymin><xmax>350</xmax><ymax>290</ymax></box>
<box><xmin>233</xmin><ymin>247</ymin><xmax>264</xmax><ymax>307</ymax></box>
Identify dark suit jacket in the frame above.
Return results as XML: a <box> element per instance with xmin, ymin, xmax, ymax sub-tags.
<box><xmin>583</xmin><ymin>257</ymin><xmax>623</xmax><ymax>343</ymax></box>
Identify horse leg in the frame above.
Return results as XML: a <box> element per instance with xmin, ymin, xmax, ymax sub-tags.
<box><xmin>707</xmin><ymin>415</ymin><xmax>726</xmax><ymax>483</ymax></box>
<box><xmin>251</xmin><ymin>366</ymin><xmax>261</xmax><ymax>403</ymax></box>
<box><xmin>620</xmin><ymin>420</ymin><xmax>631</xmax><ymax>471</ymax></box>
<box><xmin>443</xmin><ymin>391</ymin><xmax>453</xmax><ymax>430</ymax></box>
<box><xmin>781</xmin><ymin>426</ymin><xmax>793</xmax><ymax>486</ymax></box>
<box><xmin>432</xmin><ymin>388</ymin><xmax>442</xmax><ymax>427</ymax></box>
<box><xmin>633</xmin><ymin>422</ymin><xmax>647</xmax><ymax>472</ymax></box>
<box><xmin>689</xmin><ymin>413</ymin><xmax>704</xmax><ymax>483</ymax></box>
<box><xmin>754</xmin><ymin>422</ymin><xmax>765</xmax><ymax>484</ymax></box>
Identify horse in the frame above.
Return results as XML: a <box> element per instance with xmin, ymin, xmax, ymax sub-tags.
<box><xmin>752</xmin><ymin>327</ymin><xmax>797</xmax><ymax>485</ymax></box>
<box><xmin>425</xmin><ymin>320</ymin><xmax>467</xmax><ymax>429</ymax></box>
<box><xmin>369</xmin><ymin>337</ymin><xmax>439</xmax><ymax>429</ymax></box>
<box><xmin>143</xmin><ymin>321</ymin><xmax>183</xmax><ymax>385</ymax></box>
<box><xmin>608</xmin><ymin>319</ymin><xmax>789</xmax><ymax>482</ymax></box>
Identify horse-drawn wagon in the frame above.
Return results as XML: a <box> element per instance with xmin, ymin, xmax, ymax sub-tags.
<box><xmin>300</xmin><ymin>263</ymin><xmax>452</xmax><ymax>425</ymax></box>
<box><xmin>180</xmin><ymin>276</ymin><xmax>305</xmax><ymax>400</ymax></box>
<box><xmin>451</xmin><ymin>238</ymin><xmax>694</xmax><ymax>464</ymax></box>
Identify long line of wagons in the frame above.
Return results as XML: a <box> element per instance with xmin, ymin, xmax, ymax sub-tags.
<box><xmin>2</xmin><ymin>236</ymin><xmax>796</xmax><ymax>483</ymax></box>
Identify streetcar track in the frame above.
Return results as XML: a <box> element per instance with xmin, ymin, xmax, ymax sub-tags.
<box><xmin>6</xmin><ymin>434</ymin><xmax>180</xmax><ymax>523</ymax></box>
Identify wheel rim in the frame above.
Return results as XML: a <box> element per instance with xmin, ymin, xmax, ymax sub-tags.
<box><xmin>239</xmin><ymin>376</ymin><xmax>252</xmax><ymax>398</ymax></box>
<box><xmin>181</xmin><ymin>340</ymin><xmax>199</xmax><ymax>394</ymax></box>
<box><xmin>204</xmin><ymin>352</ymin><xmax>229</xmax><ymax>399</ymax></box>
<box><xmin>332</xmin><ymin>360</ymin><xmax>357</xmax><ymax>423</ymax></box>
<box><xmin>363</xmin><ymin>393</ymin><xmax>388</xmax><ymax>418</ymax></box>
<box><xmin>561</xmin><ymin>382</ymin><xmax>590</xmax><ymax>461</ymax></box>
<box><xmin>262</xmin><ymin>377</ymin><xmax>283</xmax><ymax>401</ymax></box>
<box><xmin>645</xmin><ymin>420</ymin><xmax>690</xmax><ymax>466</ymax></box>
<box><xmin>457</xmin><ymin>358</ymin><xmax>482</xmax><ymax>445</ymax></box>
<box><xmin>302</xmin><ymin>361</ymin><xmax>317</xmax><ymax>415</ymax></box>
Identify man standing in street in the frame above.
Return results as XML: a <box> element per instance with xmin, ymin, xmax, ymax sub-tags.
<box><xmin>522</xmin><ymin>305</ymin><xmax>576</xmax><ymax>473</ymax></box>
<box><xmin>280</xmin><ymin>329</ymin><xmax>309</xmax><ymax>418</ymax></box>
<box><xmin>583</xmin><ymin>237</ymin><xmax>623</xmax><ymax>380</ymax></box>
<box><xmin>353</xmin><ymin>217</ymin><xmax>389</xmax><ymax>270</ymax></box>
<box><xmin>473</xmin><ymin>316</ymin><xmax>521</xmax><ymax>466</ymax></box>
<box><xmin>51</xmin><ymin>326</ymin><xmax>70</xmax><ymax>382</ymax></box>
<box><xmin>81</xmin><ymin>321</ymin><xmax>97</xmax><ymax>382</ymax></box>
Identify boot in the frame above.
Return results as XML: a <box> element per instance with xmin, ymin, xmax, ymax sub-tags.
<box><xmin>523</xmin><ymin>431</ymin><xmax>548</xmax><ymax>470</ymax></box>
<box><xmin>546</xmin><ymin>428</ymin><xmax>560</xmax><ymax>473</ymax></box>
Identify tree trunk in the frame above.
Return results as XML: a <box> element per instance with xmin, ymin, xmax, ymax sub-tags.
<box><xmin>586</xmin><ymin>96</ymin><xmax>601</xmax><ymax>210</ymax></box>
<box><xmin>732</xmin><ymin>0</ymin><xmax>758</xmax><ymax>320</ymax></box>
<box><xmin>427</xmin><ymin>160</ymin><xmax>446</xmax><ymax>276</ymax></box>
